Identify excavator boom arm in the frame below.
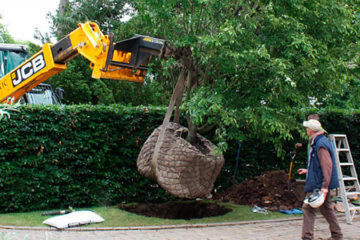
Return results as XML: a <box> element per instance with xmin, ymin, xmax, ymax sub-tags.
<box><xmin>0</xmin><ymin>21</ymin><xmax>165</xmax><ymax>103</ymax></box>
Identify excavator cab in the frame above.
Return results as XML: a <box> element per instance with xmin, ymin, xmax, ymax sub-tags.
<box><xmin>0</xmin><ymin>44</ymin><xmax>63</xmax><ymax>105</ymax></box>
<box><xmin>0</xmin><ymin>44</ymin><xmax>29</xmax><ymax>78</ymax></box>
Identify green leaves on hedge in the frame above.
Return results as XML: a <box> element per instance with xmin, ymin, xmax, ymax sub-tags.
<box><xmin>0</xmin><ymin>104</ymin><xmax>169</xmax><ymax>213</ymax></box>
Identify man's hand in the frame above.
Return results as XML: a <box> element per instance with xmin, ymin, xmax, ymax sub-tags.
<box><xmin>295</xmin><ymin>143</ymin><xmax>303</xmax><ymax>149</ymax></box>
<box><xmin>297</xmin><ymin>168</ymin><xmax>307</xmax><ymax>175</ymax></box>
<box><xmin>321</xmin><ymin>188</ymin><xmax>328</xmax><ymax>198</ymax></box>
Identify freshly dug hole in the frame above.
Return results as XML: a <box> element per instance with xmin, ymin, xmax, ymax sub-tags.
<box><xmin>137</xmin><ymin>122</ymin><xmax>224</xmax><ymax>199</ymax></box>
<box><xmin>118</xmin><ymin>201</ymin><xmax>232</xmax><ymax>219</ymax></box>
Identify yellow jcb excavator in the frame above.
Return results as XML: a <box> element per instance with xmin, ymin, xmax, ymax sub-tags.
<box><xmin>0</xmin><ymin>21</ymin><xmax>165</xmax><ymax>103</ymax></box>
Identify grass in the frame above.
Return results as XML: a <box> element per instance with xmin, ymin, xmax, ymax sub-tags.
<box><xmin>0</xmin><ymin>201</ymin><xmax>300</xmax><ymax>228</ymax></box>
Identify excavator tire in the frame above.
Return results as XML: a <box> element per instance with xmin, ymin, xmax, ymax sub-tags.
<box><xmin>137</xmin><ymin>122</ymin><xmax>224</xmax><ymax>199</ymax></box>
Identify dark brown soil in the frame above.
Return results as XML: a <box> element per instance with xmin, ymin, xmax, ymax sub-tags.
<box><xmin>215</xmin><ymin>170</ymin><xmax>305</xmax><ymax>211</ymax></box>
<box><xmin>118</xmin><ymin>201</ymin><xmax>232</xmax><ymax>220</ymax></box>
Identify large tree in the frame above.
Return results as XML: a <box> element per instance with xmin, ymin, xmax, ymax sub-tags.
<box><xmin>132</xmin><ymin>0</ymin><xmax>360</xmax><ymax>155</ymax></box>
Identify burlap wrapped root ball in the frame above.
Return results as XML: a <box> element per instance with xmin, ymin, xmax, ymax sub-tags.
<box><xmin>137</xmin><ymin>122</ymin><xmax>224</xmax><ymax>199</ymax></box>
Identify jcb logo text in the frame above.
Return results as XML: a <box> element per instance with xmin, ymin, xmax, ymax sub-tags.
<box><xmin>12</xmin><ymin>54</ymin><xmax>46</xmax><ymax>87</ymax></box>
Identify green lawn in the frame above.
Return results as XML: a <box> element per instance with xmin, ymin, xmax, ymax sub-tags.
<box><xmin>0</xmin><ymin>201</ymin><xmax>300</xmax><ymax>228</ymax></box>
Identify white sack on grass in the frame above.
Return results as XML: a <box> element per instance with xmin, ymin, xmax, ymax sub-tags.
<box><xmin>43</xmin><ymin>210</ymin><xmax>104</xmax><ymax>229</ymax></box>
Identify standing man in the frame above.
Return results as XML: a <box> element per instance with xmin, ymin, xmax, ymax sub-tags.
<box><xmin>297</xmin><ymin>119</ymin><xmax>343</xmax><ymax>240</ymax></box>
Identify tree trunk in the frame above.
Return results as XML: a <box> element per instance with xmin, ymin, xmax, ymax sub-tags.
<box><xmin>184</xmin><ymin>69</ymin><xmax>199</xmax><ymax>144</ymax></box>
<box><xmin>173</xmin><ymin>69</ymin><xmax>187</xmax><ymax>123</ymax></box>
<box><xmin>58</xmin><ymin>0</ymin><xmax>69</xmax><ymax>15</ymax></box>
<box><xmin>186</xmin><ymin>116</ymin><xmax>198</xmax><ymax>143</ymax></box>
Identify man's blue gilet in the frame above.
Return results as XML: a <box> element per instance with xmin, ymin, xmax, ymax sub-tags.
<box><xmin>305</xmin><ymin>134</ymin><xmax>339</xmax><ymax>192</ymax></box>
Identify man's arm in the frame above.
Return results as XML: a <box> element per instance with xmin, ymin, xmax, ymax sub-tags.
<box><xmin>318</xmin><ymin>147</ymin><xmax>333</xmax><ymax>196</ymax></box>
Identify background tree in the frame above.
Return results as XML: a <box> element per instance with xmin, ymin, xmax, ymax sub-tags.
<box><xmin>0</xmin><ymin>15</ymin><xmax>15</xmax><ymax>43</ymax></box>
<box><xmin>130</xmin><ymin>0</ymin><xmax>360</xmax><ymax>155</ymax></box>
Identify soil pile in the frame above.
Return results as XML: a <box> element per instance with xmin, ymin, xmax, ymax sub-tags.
<box><xmin>216</xmin><ymin>170</ymin><xmax>305</xmax><ymax>211</ymax></box>
<box><xmin>119</xmin><ymin>201</ymin><xmax>231</xmax><ymax>219</ymax></box>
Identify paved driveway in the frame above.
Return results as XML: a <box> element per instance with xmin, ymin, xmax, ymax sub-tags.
<box><xmin>1</xmin><ymin>215</ymin><xmax>359</xmax><ymax>240</ymax></box>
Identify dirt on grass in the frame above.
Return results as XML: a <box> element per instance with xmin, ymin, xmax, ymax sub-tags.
<box><xmin>215</xmin><ymin>170</ymin><xmax>305</xmax><ymax>211</ymax></box>
<box><xmin>118</xmin><ymin>201</ymin><xmax>232</xmax><ymax>220</ymax></box>
<box><xmin>119</xmin><ymin>170</ymin><xmax>304</xmax><ymax>220</ymax></box>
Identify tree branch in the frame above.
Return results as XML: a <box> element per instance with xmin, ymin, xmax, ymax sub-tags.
<box><xmin>198</xmin><ymin>122</ymin><xmax>218</xmax><ymax>134</ymax></box>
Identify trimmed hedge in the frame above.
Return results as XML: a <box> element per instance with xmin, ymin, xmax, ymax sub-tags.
<box><xmin>0</xmin><ymin>105</ymin><xmax>359</xmax><ymax>213</ymax></box>
<box><xmin>0</xmin><ymin>105</ymin><xmax>172</xmax><ymax>213</ymax></box>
